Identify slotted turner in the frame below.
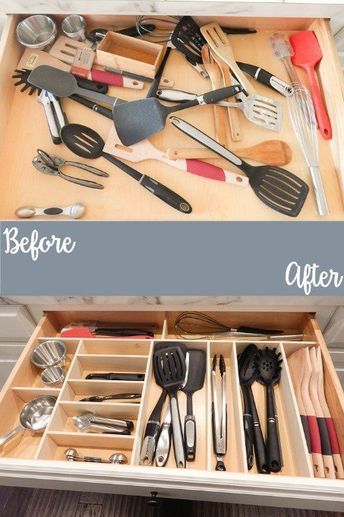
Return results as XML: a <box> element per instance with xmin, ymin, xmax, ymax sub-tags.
<box><xmin>170</xmin><ymin>116</ymin><xmax>309</xmax><ymax>217</ymax></box>
<box><xmin>156</xmin><ymin>87</ymin><xmax>282</xmax><ymax>132</ymax></box>
<box><xmin>153</xmin><ymin>344</ymin><xmax>187</xmax><ymax>468</ymax></box>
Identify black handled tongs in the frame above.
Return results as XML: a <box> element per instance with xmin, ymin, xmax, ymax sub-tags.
<box><xmin>211</xmin><ymin>355</ymin><xmax>227</xmax><ymax>471</ymax></box>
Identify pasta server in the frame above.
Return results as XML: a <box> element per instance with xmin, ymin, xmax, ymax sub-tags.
<box><xmin>170</xmin><ymin>117</ymin><xmax>309</xmax><ymax>217</ymax></box>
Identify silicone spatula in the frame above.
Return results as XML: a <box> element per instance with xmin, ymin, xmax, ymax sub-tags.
<box><xmin>289</xmin><ymin>31</ymin><xmax>332</xmax><ymax>140</ymax></box>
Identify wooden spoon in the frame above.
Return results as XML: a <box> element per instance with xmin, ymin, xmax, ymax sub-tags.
<box><xmin>166</xmin><ymin>140</ymin><xmax>292</xmax><ymax>167</ymax></box>
<box><xmin>309</xmin><ymin>347</ymin><xmax>336</xmax><ymax>479</ymax></box>
<box><xmin>300</xmin><ymin>347</ymin><xmax>326</xmax><ymax>478</ymax></box>
<box><xmin>287</xmin><ymin>348</ymin><xmax>313</xmax><ymax>468</ymax></box>
<box><xmin>201</xmin><ymin>45</ymin><xmax>229</xmax><ymax>147</ymax></box>
<box><xmin>314</xmin><ymin>347</ymin><xmax>344</xmax><ymax>479</ymax></box>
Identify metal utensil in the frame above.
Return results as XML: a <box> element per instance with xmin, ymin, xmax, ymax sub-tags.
<box><xmin>16</xmin><ymin>15</ymin><xmax>57</xmax><ymax>50</ymax></box>
<box><xmin>255</xmin><ymin>347</ymin><xmax>283</xmax><ymax>473</ymax></box>
<box><xmin>182</xmin><ymin>349</ymin><xmax>206</xmax><ymax>461</ymax></box>
<box><xmin>80</xmin><ymin>393</ymin><xmax>141</xmax><ymax>403</ymax></box>
<box><xmin>236</xmin><ymin>62</ymin><xmax>293</xmax><ymax>97</ymax></box>
<box><xmin>112</xmin><ymin>85</ymin><xmax>242</xmax><ymax>146</ymax></box>
<box><xmin>65</xmin><ymin>448</ymin><xmax>128</xmax><ymax>464</ymax></box>
<box><xmin>75</xmin><ymin>412</ymin><xmax>133</xmax><ymax>430</ymax></box>
<box><xmin>15</xmin><ymin>203</ymin><xmax>86</xmax><ymax>219</ymax></box>
<box><xmin>140</xmin><ymin>390</ymin><xmax>168</xmax><ymax>466</ymax></box>
<box><xmin>62</xmin><ymin>15</ymin><xmax>87</xmax><ymax>41</ymax></box>
<box><xmin>41</xmin><ymin>366</ymin><xmax>65</xmax><ymax>386</ymax></box>
<box><xmin>37</xmin><ymin>90</ymin><xmax>61</xmax><ymax>144</ymax></box>
<box><xmin>32</xmin><ymin>149</ymin><xmax>108</xmax><ymax>190</ymax></box>
<box><xmin>211</xmin><ymin>355</ymin><xmax>227</xmax><ymax>471</ymax></box>
<box><xmin>170</xmin><ymin>117</ymin><xmax>309</xmax><ymax>217</ymax></box>
<box><xmin>270</xmin><ymin>33</ymin><xmax>328</xmax><ymax>216</ymax></box>
<box><xmin>28</xmin><ymin>65</ymin><xmax>124</xmax><ymax>107</ymax></box>
<box><xmin>0</xmin><ymin>396</ymin><xmax>57</xmax><ymax>447</ymax></box>
<box><xmin>238</xmin><ymin>344</ymin><xmax>268</xmax><ymax>474</ymax></box>
<box><xmin>157</xmin><ymin>86</ymin><xmax>282</xmax><ymax>132</ymax></box>
<box><xmin>31</xmin><ymin>340</ymin><xmax>66</xmax><ymax>369</ymax></box>
<box><xmin>73</xmin><ymin>417</ymin><xmax>131</xmax><ymax>434</ymax></box>
<box><xmin>60</xmin><ymin>124</ymin><xmax>192</xmax><ymax>214</ymax></box>
<box><xmin>155</xmin><ymin>403</ymin><xmax>172</xmax><ymax>467</ymax></box>
<box><xmin>85</xmin><ymin>372</ymin><xmax>145</xmax><ymax>381</ymax></box>
<box><xmin>153</xmin><ymin>344</ymin><xmax>187</xmax><ymax>468</ymax></box>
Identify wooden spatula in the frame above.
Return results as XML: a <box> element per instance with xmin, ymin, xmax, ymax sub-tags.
<box><xmin>200</xmin><ymin>23</ymin><xmax>256</xmax><ymax>96</ymax></box>
<box><xmin>300</xmin><ymin>347</ymin><xmax>326</xmax><ymax>478</ymax></box>
<box><xmin>201</xmin><ymin>45</ymin><xmax>228</xmax><ymax>146</ymax></box>
<box><xmin>314</xmin><ymin>347</ymin><xmax>344</xmax><ymax>479</ymax></box>
<box><xmin>309</xmin><ymin>347</ymin><xmax>336</xmax><ymax>479</ymax></box>
<box><xmin>287</xmin><ymin>348</ymin><xmax>313</xmax><ymax>469</ymax></box>
<box><xmin>166</xmin><ymin>140</ymin><xmax>292</xmax><ymax>167</ymax></box>
<box><xmin>209</xmin><ymin>48</ymin><xmax>242</xmax><ymax>142</ymax></box>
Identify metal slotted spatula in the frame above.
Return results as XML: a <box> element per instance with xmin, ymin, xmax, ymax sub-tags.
<box><xmin>153</xmin><ymin>344</ymin><xmax>187</xmax><ymax>468</ymax></box>
<box><xmin>170</xmin><ymin>117</ymin><xmax>309</xmax><ymax>217</ymax></box>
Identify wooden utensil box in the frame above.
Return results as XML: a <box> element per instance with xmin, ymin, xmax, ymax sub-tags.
<box><xmin>96</xmin><ymin>31</ymin><xmax>165</xmax><ymax>78</ymax></box>
<box><xmin>0</xmin><ymin>309</ymin><xmax>342</xmax><ymax>511</ymax></box>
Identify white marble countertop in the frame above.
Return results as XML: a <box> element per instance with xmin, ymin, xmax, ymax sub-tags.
<box><xmin>1</xmin><ymin>0</ymin><xmax>344</xmax><ymax>19</ymax></box>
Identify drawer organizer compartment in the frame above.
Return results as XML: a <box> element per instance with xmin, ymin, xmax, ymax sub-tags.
<box><xmin>0</xmin><ymin>310</ymin><xmax>342</xmax><ymax>509</ymax></box>
<box><xmin>0</xmin><ymin>15</ymin><xmax>343</xmax><ymax>221</ymax></box>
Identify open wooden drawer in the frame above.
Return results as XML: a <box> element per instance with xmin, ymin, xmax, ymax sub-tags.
<box><xmin>0</xmin><ymin>309</ymin><xmax>342</xmax><ymax>511</ymax></box>
<box><xmin>0</xmin><ymin>15</ymin><xmax>343</xmax><ymax>221</ymax></box>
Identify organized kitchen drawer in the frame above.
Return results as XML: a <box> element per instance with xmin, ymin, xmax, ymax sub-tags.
<box><xmin>0</xmin><ymin>309</ymin><xmax>342</xmax><ymax>510</ymax></box>
<box><xmin>0</xmin><ymin>14</ymin><xmax>343</xmax><ymax>221</ymax></box>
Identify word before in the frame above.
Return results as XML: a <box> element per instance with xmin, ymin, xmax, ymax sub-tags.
<box><xmin>285</xmin><ymin>261</ymin><xmax>343</xmax><ymax>295</ymax></box>
<box><xmin>2</xmin><ymin>227</ymin><xmax>76</xmax><ymax>262</ymax></box>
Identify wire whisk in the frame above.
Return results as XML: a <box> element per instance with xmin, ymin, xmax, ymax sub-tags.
<box><xmin>270</xmin><ymin>33</ymin><xmax>329</xmax><ymax>216</ymax></box>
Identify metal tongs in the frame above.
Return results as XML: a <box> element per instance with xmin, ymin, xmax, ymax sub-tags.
<box><xmin>211</xmin><ymin>354</ymin><xmax>227</xmax><ymax>471</ymax></box>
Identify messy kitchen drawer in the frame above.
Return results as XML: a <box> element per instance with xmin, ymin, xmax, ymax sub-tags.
<box><xmin>0</xmin><ymin>15</ymin><xmax>343</xmax><ymax>221</ymax></box>
<box><xmin>0</xmin><ymin>309</ymin><xmax>342</xmax><ymax>511</ymax></box>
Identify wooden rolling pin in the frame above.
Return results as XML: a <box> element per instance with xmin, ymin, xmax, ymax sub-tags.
<box><xmin>166</xmin><ymin>140</ymin><xmax>292</xmax><ymax>167</ymax></box>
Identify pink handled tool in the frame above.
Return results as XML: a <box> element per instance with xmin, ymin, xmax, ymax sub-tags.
<box><xmin>104</xmin><ymin>126</ymin><xmax>248</xmax><ymax>187</ymax></box>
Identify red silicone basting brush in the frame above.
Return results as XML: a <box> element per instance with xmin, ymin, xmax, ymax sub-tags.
<box><xmin>290</xmin><ymin>30</ymin><xmax>332</xmax><ymax>140</ymax></box>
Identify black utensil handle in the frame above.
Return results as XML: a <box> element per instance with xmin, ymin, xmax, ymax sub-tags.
<box><xmin>170</xmin><ymin>394</ymin><xmax>185</xmax><ymax>468</ymax></box>
<box><xmin>140</xmin><ymin>176</ymin><xmax>192</xmax><ymax>214</ymax></box>
<box><xmin>118</xmin><ymin>23</ymin><xmax>155</xmax><ymax>37</ymax></box>
<box><xmin>147</xmin><ymin>390</ymin><xmax>167</xmax><ymax>425</ymax></box>
<box><xmin>76</xmin><ymin>78</ymin><xmax>108</xmax><ymax>94</ymax></box>
<box><xmin>241</xmin><ymin>386</ymin><xmax>254</xmax><ymax>470</ymax></box>
<box><xmin>247</xmin><ymin>387</ymin><xmax>269</xmax><ymax>474</ymax></box>
<box><xmin>93</xmin><ymin>328</ymin><xmax>153</xmax><ymax>337</ymax></box>
<box><xmin>43</xmin><ymin>207</ymin><xmax>64</xmax><ymax>215</ymax></box>
<box><xmin>105</xmin><ymin>67</ymin><xmax>154</xmax><ymax>83</ymax></box>
<box><xmin>237</xmin><ymin>326</ymin><xmax>283</xmax><ymax>335</ymax></box>
<box><xmin>70</xmin><ymin>95</ymin><xmax>113</xmax><ymax>119</ymax></box>
<box><xmin>202</xmin><ymin>85</ymin><xmax>242</xmax><ymax>104</ymax></box>
<box><xmin>266</xmin><ymin>385</ymin><xmax>282</xmax><ymax>473</ymax></box>
<box><xmin>147</xmin><ymin>46</ymin><xmax>172</xmax><ymax>98</ymax></box>
<box><xmin>167</xmin><ymin>85</ymin><xmax>242</xmax><ymax>115</ymax></box>
<box><xmin>59</xmin><ymin>171</ymin><xmax>103</xmax><ymax>189</ymax></box>
<box><xmin>105</xmin><ymin>393</ymin><xmax>141</xmax><ymax>401</ymax></box>
<box><xmin>102</xmin><ymin>152</ymin><xmax>143</xmax><ymax>181</ymax></box>
<box><xmin>85</xmin><ymin>373</ymin><xmax>145</xmax><ymax>381</ymax></box>
<box><xmin>222</xmin><ymin>27</ymin><xmax>256</xmax><ymax>34</ymax></box>
<box><xmin>184</xmin><ymin>414</ymin><xmax>196</xmax><ymax>461</ymax></box>
<box><xmin>300</xmin><ymin>414</ymin><xmax>312</xmax><ymax>453</ymax></box>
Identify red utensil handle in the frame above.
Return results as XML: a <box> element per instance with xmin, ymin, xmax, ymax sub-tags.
<box><xmin>185</xmin><ymin>159</ymin><xmax>246</xmax><ymax>186</ymax></box>
<box><xmin>307</xmin><ymin>67</ymin><xmax>332</xmax><ymax>140</ymax></box>
<box><xmin>90</xmin><ymin>69</ymin><xmax>124</xmax><ymax>87</ymax></box>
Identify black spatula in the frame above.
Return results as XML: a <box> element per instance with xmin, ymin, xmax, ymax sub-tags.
<box><xmin>60</xmin><ymin>124</ymin><xmax>192</xmax><ymax>214</ymax></box>
<box><xmin>112</xmin><ymin>85</ymin><xmax>242</xmax><ymax>146</ymax></box>
<box><xmin>28</xmin><ymin>65</ymin><xmax>124</xmax><ymax>107</ymax></box>
<box><xmin>170</xmin><ymin>116</ymin><xmax>309</xmax><ymax>217</ymax></box>
<box><xmin>153</xmin><ymin>344</ymin><xmax>187</xmax><ymax>468</ymax></box>
<box><xmin>181</xmin><ymin>349</ymin><xmax>206</xmax><ymax>461</ymax></box>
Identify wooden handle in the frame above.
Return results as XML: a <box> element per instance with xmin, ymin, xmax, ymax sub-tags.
<box><xmin>217</xmin><ymin>58</ymin><xmax>242</xmax><ymax>142</ymax></box>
